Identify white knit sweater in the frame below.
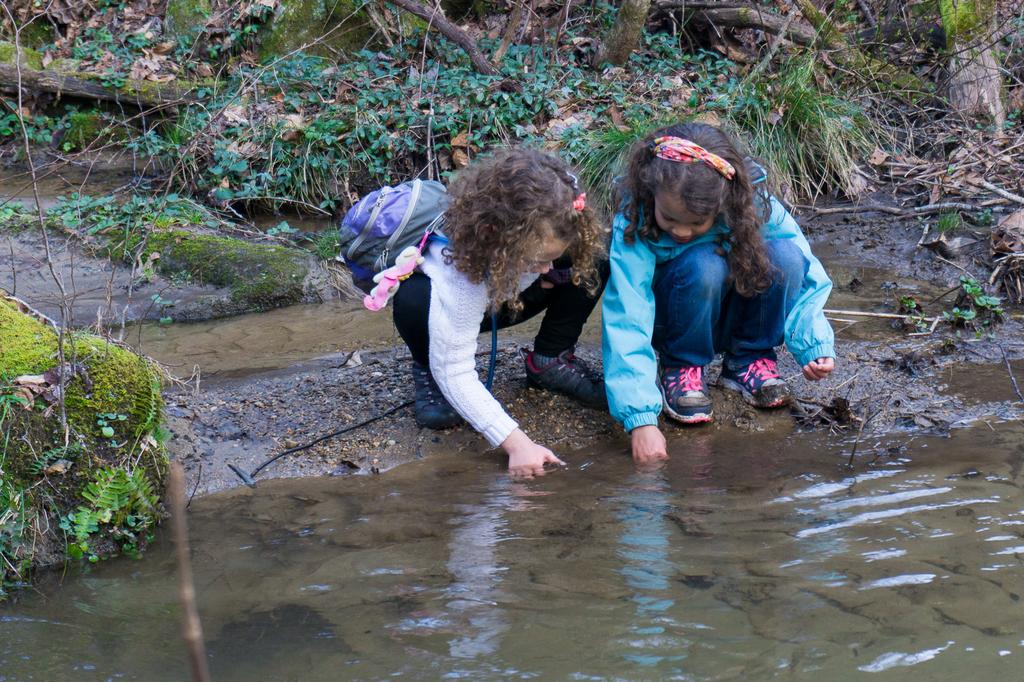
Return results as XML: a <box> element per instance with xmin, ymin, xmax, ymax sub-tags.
<box><xmin>420</xmin><ymin>242</ymin><xmax>537</xmax><ymax>447</ymax></box>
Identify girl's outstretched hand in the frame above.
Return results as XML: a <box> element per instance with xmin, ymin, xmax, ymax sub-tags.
<box><xmin>502</xmin><ymin>429</ymin><xmax>566</xmax><ymax>480</ymax></box>
<box><xmin>631</xmin><ymin>425</ymin><xmax>669</xmax><ymax>468</ymax></box>
<box><xmin>802</xmin><ymin>357</ymin><xmax>835</xmax><ymax>381</ymax></box>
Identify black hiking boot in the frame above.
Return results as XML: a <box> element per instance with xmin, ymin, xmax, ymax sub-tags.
<box><xmin>412</xmin><ymin>362</ymin><xmax>463</xmax><ymax>429</ymax></box>
<box><xmin>522</xmin><ymin>348</ymin><xmax>607</xmax><ymax>409</ymax></box>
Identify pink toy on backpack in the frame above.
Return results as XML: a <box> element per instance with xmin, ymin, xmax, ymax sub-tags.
<box><xmin>363</xmin><ymin>245</ymin><xmax>423</xmax><ymax>311</ymax></box>
<box><xmin>362</xmin><ymin>228</ymin><xmax>433</xmax><ymax>312</ymax></box>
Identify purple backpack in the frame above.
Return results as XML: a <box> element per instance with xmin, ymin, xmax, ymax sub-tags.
<box><xmin>337</xmin><ymin>179</ymin><xmax>448</xmax><ymax>291</ymax></box>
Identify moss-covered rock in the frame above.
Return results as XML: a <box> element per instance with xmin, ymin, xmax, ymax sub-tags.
<box><xmin>61</xmin><ymin>110</ymin><xmax>127</xmax><ymax>152</ymax></box>
<box><xmin>143</xmin><ymin>230</ymin><xmax>311</xmax><ymax>312</ymax></box>
<box><xmin>0</xmin><ymin>295</ymin><xmax>167</xmax><ymax>596</ymax></box>
<box><xmin>166</xmin><ymin>0</ymin><xmax>212</xmax><ymax>37</ymax></box>
<box><xmin>0</xmin><ymin>41</ymin><xmax>44</xmax><ymax>70</ymax></box>
<box><xmin>257</xmin><ymin>0</ymin><xmax>376</xmax><ymax>61</ymax></box>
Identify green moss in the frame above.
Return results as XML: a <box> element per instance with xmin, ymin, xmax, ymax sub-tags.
<box><xmin>940</xmin><ymin>0</ymin><xmax>996</xmax><ymax>44</ymax></box>
<box><xmin>0</xmin><ymin>298</ymin><xmax>58</xmax><ymax>376</ymax></box>
<box><xmin>0</xmin><ymin>299</ymin><xmax>164</xmax><ymax>480</ymax></box>
<box><xmin>0</xmin><ymin>298</ymin><xmax>167</xmax><ymax>592</ymax></box>
<box><xmin>63</xmin><ymin>111</ymin><xmax>113</xmax><ymax>152</ymax></box>
<box><xmin>17</xmin><ymin>22</ymin><xmax>53</xmax><ymax>49</ymax></box>
<box><xmin>257</xmin><ymin>0</ymin><xmax>376</xmax><ymax>61</ymax></box>
<box><xmin>47</xmin><ymin>58</ymin><xmax>82</xmax><ymax>73</ymax></box>
<box><xmin>143</xmin><ymin>230</ymin><xmax>309</xmax><ymax>310</ymax></box>
<box><xmin>0</xmin><ymin>41</ymin><xmax>43</xmax><ymax>70</ymax></box>
<box><xmin>166</xmin><ymin>0</ymin><xmax>212</xmax><ymax>36</ymax></box>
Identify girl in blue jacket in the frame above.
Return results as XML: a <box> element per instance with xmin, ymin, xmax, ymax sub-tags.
<box><xmin>602</xmin><ymin>122</ymin><xmax>836</xmax><ymax>464</ymax></box>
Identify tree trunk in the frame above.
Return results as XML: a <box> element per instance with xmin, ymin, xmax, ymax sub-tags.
<box><xmin>593</xmin><ymin>0</ymin><xmax>652</xmax><ymax>67</ymax></box>
<box><xmin>940</xmin><ymin>0</ymin><xmax>1005</xmax><ymax>126</ymax></box>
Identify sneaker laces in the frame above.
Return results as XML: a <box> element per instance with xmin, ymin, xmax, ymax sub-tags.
<box><xmin>666</xmin><ymin>366</ymin><xmax>704</xmax><ymax>393</ymax></box>
<box><xmin>742</xmin><ymin>358</ymin><xmax>780</xmax><ymax>383</ymax></box>
<box><xmin>532</xmin><ymin>350</ymin><xmax>593</xmax><ymax>378</ymax></box>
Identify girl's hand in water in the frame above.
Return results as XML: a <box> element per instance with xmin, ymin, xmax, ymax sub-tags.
<box><xmin>802</xmin><ymin>357</ymin><xmax>835</xmax><ymax>381</ymax></box>
<box><xmin>502</xmin><ymin>429</ymin><xmax>565</xmax><ymax>480</ymax></box>
<box><xmin>631</xmin><ymin>425</ymin><xmax>668</xmax><ymax>468</ymax></box>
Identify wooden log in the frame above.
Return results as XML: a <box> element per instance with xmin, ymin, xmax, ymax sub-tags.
<box><xmin>0</xmin><ymin>63</ymin><xmax>194</xmax><ymax>108</ymax></box>
<box><xmin>683</xmin><ymin>6</ymin><xmax>818</xmax><ymax>46</ymax></box>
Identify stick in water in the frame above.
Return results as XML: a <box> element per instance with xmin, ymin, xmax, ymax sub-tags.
<box><xmin>169</xmin><ymin>463</ymin><xmax>212</xmax><ymax>682</ymax></box>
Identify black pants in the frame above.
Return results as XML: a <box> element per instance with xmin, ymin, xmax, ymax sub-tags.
<box><xmin>392</xmin><ymin>263</ymin><xmax>608</xmax><ymax>367</ymax></box>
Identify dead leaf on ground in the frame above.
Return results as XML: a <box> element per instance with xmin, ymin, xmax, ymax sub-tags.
<box><xmin>452</xmin><ymin>147</ymin><xmax>471</xmax><ymax>169</ymax></box>
<box><xmin>44</xmin><ymin>459</ymin><xmax>73</xmax><ymax>476</ymax></box>
<box><xmin>867</xmin><ymin>148</ymin><xmax>889</xmax><ymax>166</ymax></box>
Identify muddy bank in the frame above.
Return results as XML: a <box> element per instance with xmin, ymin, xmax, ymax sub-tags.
<box><xmin>165</xmin><ymin>328</ymin><xmax>1024</xmax><ymax>497</ymax></box>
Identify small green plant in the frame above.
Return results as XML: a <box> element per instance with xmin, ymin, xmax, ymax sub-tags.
<box><xmin>936</xmin><ymin>212</ymin><xmax>964</xmax><ymax>234</ymax></box>
<box><xmin>96</xmin><ymin>412</ymin><xmax>128</xmax><ymax>440</ymax></box>
<box><xmin>0</xmin><ymin>474</ymin><xmax>32</xmax><ymax>597</ymax></box>
<box><xmin>266</xmin><ymin>221</ymin><xmax>297</xmax><ymax>236</ymax></box>
<box><xmin>943</xmin><ymin>306</ymin><xmax>977</xmax><ymax>327</ymax></box>
<box><xmin>943</xmin><ymin>276</ymin><xmax>1004</xmax><ymax>332</ymax></box>
<box><xmin>60</xmin><ymin>466</ymin><xmax>159</xmax><ymax>562</ymax></box>
<box><xmin>898</xmin><ymin>295</ymin><xmax>921</xmax><ymax>313</ymax></box>
<box><xmin>311</xmin><ymin>232</ymin><xmax>341</xmax><ymax>260</ymax></box>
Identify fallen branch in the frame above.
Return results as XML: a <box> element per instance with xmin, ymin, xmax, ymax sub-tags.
<box><xmin>672</xmin><ymin>5</ymin><xmax>818</xmax><ymax>46</ymax></box>
<box><xmin>974</xmin><ymin>179</ymin><xmax>1024</xmax><ymax>206</ymax></box>
<box><xmin>824</xmin><ymin>308</ymin><xmax>939</xmax><ymax>324</ymax></box>
<box><xmin>999</xmin><ymin>344</ymin><xmax>1024</xmax><ymax>403</ymax></box>
<box><xmin>0</xmin><ymin>64</ymin><xmax>194</xmax><ymax>108</ymax></box>
<box><xmin>801</xmin><ymin>201</ymin><xmax>981</xmax><ymax>216</ymax></box>
<box><xmin>388</xmin><ymin>0</ymin><xmax>500</xmax><ymax>76</ymax></box>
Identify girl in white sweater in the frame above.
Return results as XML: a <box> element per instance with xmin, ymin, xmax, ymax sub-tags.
<box><xmin>391</xmin><ymin>149</ymin><xmax>607</xmax><ymax>478</ymax></box>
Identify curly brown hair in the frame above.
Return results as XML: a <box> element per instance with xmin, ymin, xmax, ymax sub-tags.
<box><xmin>444</xmin><ymin>148</ymin><xmax>606</xmax><ymax>312</ymax></box>
<box><xmin>617</xmin><ymin>122</ymin><xmax>773</xmax><ymax>297</ymax></box>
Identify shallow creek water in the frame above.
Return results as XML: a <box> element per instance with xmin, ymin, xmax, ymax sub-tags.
<box><xmin>3</xmin><ymin>422</ymin><xmax>1024</xmax><ymax>680</ymax></box>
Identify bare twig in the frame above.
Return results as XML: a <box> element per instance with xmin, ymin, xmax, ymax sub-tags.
<box><xmin>998</xmin><ymin>344</ymin><xmax>1024</xmax><ymax>404</ymax></box>
<box><xmin>974</xmin><ymin>179</ymin><xmax>1024</xmax><ymax>205</ymax></box>
<box><xmin>824</xmin><ymin>308</ymin><xmax>937</xmax><ymax>322</ymax></box>
<box><xmin>168</xmin><ymin>462</ymin><xmax>212</xmax><ymax>682</ymax></box>
<box><xmin>2</xmin><ymin>7</ymin><xmax>72</xmax><ymax>440</ymax></box>
<box><xmin>800</xmin><ymin>201</ymin><xmax>983</xmax><ymax>217</ymax></box>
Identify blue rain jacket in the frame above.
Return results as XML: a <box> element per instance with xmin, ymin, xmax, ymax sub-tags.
<box><xmin>602</xmin><ymin>196</ymin><xmax>835</xmax><ymax>432</ymax></box>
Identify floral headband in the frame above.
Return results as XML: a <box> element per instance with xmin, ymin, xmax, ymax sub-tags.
<box><xmin>650</xmin><ymin>136</ymin><xmax>736</xmax><ymax>180</ymax></box>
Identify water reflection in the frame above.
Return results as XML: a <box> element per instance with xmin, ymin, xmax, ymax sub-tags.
<box><xmin>615</xmin><ymin>470</ymin><xmax>685</xmax><ymax>670</ymax></box>
<box><xmin>3</xmin><ymin>424</ymin><xmax>1024</xmax><ymax>680</ymax></box>
<box><xmin>444</xmin><ymin>477</ymin><xmax>516</xmax><ymax>659</ymax></box>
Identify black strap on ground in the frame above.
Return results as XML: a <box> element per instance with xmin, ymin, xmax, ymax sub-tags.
<box><xmin>228</xmin><ymin>399</ymin><xmax>414</xmax><ymax>488</ymax></box>
<box><xmin>228</xmin><ymin>322</ymin><xmax>501</xmax><ymax>489</ymax></box>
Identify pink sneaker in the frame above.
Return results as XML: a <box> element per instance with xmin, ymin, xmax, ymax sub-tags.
<box><xmin>718</xmin><ymin>358</ymin><xmax>791</xmax><ymax>408</ymax></box>
<box><xmin>660</xmin><ymin>366</ymin><xmax>713</xmax><ymax>424</ymax></box>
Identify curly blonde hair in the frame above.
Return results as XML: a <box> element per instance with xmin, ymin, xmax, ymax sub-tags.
<box><xmin>444</xmin><ymin>149</ymin><xmax>606</xmax><ymax>312</ymax></box>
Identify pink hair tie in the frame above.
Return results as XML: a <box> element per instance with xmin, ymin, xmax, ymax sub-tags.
<box><xmin>650</xmin><ymin>136</ymin><xmax>736</xmax><ymax>180</ymax></box>
<box><xmin>573</xmin><ymin>193</ymin><xmax>587</xmax><ymax>212</ymax></box>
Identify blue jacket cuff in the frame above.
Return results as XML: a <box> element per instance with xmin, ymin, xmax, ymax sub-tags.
<box><xmin>795</xmin><ymin>343</ymin><xmax>835</xmax><ymax>368</ymax></box>
<box><xmin>624</xmin><ymin>412</ymin><xmax>660</xmax><ymax>432</ymax></box>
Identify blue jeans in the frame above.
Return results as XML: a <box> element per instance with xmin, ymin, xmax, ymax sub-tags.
<box><xmin>652</xmin><ymin>239</ymin><xmax>807</xmax><ymax>370</ymax></box>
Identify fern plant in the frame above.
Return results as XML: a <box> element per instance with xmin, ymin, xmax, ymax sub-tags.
<box><xmin>60</xmin><ymin>466</ymin><xmax>159</xmax><ymax>562</ymax></box>
<box><xmin>26</xmin><ymin>443</ymin><xmax>84</xmax><ymax>477</ymax></box>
